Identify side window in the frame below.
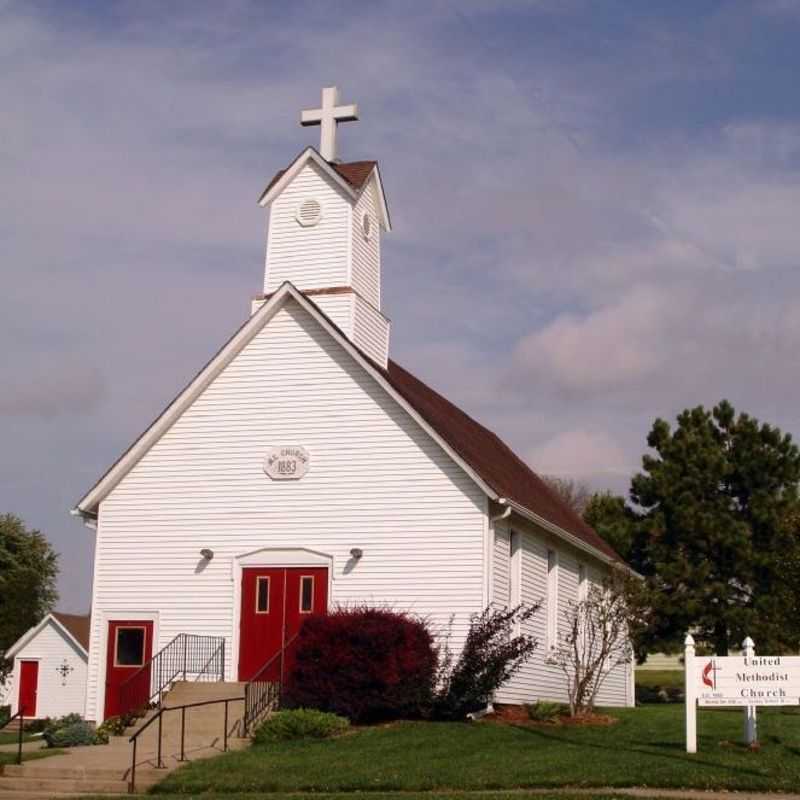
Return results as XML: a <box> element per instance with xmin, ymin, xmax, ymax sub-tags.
<box><xmin>578</xmin><ymin>563</ymin><xmax>588</xmax><ymax>602</ymax></box>
<box><xmin>300</xmin><ymin>576</ymin><xmax>314</xmax><ymax>613</ymax></box>
<box><xmin>546</xmin><ymin>549</ymin><xmax>559</xmax><ymax>648</ymax></box>
<box><xmin>509</xmin><ymin>531</ymin><xmax>522</xmax><ymax>608</ymax></box>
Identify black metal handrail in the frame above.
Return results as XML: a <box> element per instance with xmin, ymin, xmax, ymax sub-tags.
<box><xmin>242</xmin><ymin>632</ymin><xmax>299</xmax><ymax>735</ymax></box>
<box><xmin>0</xmin><ymin>708</ymin><xmax>27</xmax><ymax>766</ymax></box>
<box><xmin>119</xmin><ymin>633</ymin><xmax>225</xmax><ymax>718</ymax></box>
<box><xmin>194</xmin><ymin>638</ymin><xmax>225</xmax><ymax>683</ymax></box>
<box><xmin>128</xmin><ymin>695</ymin><xmax>243</xmax><ymax>793</ymax></box>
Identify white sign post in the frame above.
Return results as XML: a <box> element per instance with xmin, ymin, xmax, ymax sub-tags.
<box><xmin>684</xmin><ymin>634</ymin><xmax>697</xmax><ymax>754</ymax></box>
<box><xmin>684</xmin><ymin>632</ymin><xmax>800</xmax><ymax>752</ymax></box>
<box><xmin>742</xmin><ymin>636</ymin><xmax>757</xmax><ymax>747</ymax></box>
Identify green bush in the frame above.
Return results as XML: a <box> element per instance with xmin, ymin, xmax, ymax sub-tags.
<box><xmin>525</xmin><ymin>701</ymin><xmax>567</xmax><ymax>722</ymax></box>
<box><xmin>41</xmin><ymin>713</ymin><xmax>103</xmax><ymax>748</ymax></box>
<box><xmin>94</xmin><ymin>714</ymin><xmax>129</xmax><ymax>744</ymax></box>
<box><xmin>253</xmin><ymin>709</ymin><xmax>349</xmax><ymax>744</ymax></box>
<box><xmin>44</xmin><ymin>720</ymin><xmax>97</xmax><ymax>748</ymax></box>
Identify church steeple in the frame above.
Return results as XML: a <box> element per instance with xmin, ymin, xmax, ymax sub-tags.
<box><xmin>254</xmin><ymin>87</ymin><xmax>392</xmax><ymax>367</ymax></box>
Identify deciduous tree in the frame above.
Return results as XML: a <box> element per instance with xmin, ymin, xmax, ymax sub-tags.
<box><xmin>0</xmin><ymin>515</ymin><xmax>59</xmax><ymax>679</ymax></box>
<box><xmin>543</xmin><ymin>476</ymin><xmax>593</xmax><ymax>517</ymax></box>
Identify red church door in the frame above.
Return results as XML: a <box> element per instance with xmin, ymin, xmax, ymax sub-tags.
<box><xmin>104</xmin><ymin>620</ymin><xmax>153</xmax><ymax>719</ymax></box>
<box><xmin>18</xmin><ymin>661</ymin><xmax>39</xmax><ymax>717</ymax></box>
<box><xmin>238</xmin><ymin>567</ymin><xmax>328</xmax><ymax>682</ymax></box>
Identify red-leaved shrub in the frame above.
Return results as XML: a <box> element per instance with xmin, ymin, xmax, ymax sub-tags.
<box><xmin>284</xmin><ymin>607</ymin><xmax>437</xmax><ymax>723</ymax></box>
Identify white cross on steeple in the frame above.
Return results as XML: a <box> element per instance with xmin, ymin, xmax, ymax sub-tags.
<box><xmin>300</xmin><ymin>86</ymin><xmax>359</xmax><ymax>162</ymax></box>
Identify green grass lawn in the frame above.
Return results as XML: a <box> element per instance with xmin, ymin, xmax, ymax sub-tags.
<box><xmin>0</xmin><ymin>731</ymin><xmax>38</xmax><ymax>746</ymax></box>
<box><xmin>153</xmin><ymin>705</ymin><xmax>800</xmax><ymax>795</ymax></box>
<box><xmin>85</xmin><ymin>795</ymin><xmax>665</xmax><ymax>800</ymax></box>
<box><xmin>635</xmin><ymin>670</ymin><xmax>684</xmax><ymax>689</ymax></box>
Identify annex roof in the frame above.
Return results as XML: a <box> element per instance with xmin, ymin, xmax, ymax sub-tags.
<box><xmin>73</xmin><ymin>282</ymin><xmax>623</xmax><ymax>567</ymax></box>
<box><xmin>5</xmin><ymin>612</ymin><xmax>91</xmax><ymax>660</ymax></box>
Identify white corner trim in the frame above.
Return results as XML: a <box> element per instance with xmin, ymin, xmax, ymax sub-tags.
<box><xmin>369</xmin><ymin>165</ymin><xmax>392</xmax><ymax>232</ymax></box>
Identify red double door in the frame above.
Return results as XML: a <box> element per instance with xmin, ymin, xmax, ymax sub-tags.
<box><xmin>238</xmin><ymin>567</ymin><xmax>328</xmax><ymax>682</ymax></box>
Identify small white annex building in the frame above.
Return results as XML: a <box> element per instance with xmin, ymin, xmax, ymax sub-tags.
<box><xmin>5</xmin><ymin>612</ymin><xmax>90</xmax><ymax>720</ymax></box>
<box><xmin>72</xmin><ymin>87</ymin><xmax>633</xmax><ymax>722</ymax></box>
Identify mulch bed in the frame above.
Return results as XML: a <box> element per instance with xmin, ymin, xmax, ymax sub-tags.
<box><xmin>488</xmin><ymin>704</ymin><xmax>619</xmax><ymax>727</ymax></box>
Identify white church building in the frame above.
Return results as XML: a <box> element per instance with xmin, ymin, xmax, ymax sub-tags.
<box><xmin>72</xmin><ymin>87</ymin><xmax>633</xmax><ymax>723</ymax></box>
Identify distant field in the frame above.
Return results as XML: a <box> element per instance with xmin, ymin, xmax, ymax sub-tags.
<box><xmin>635</xmin><ymin>669</ymin><xmax>683</xmax><ymax>688</ymax></box>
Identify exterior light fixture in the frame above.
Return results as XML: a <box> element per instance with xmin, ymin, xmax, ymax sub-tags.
<box><xmin>200</xmin><ymin>548</ymin><xmax>214</xmax><ymax>561</ymax></box>
<box><xmin>350</xmin><ymin>547</ymin><xmax>363</xmax><ymax>560</ymax></box>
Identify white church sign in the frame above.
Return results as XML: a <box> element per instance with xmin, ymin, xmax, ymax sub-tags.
<box><xmin>684</xmin><ymin>633</ymin><xmax>800</xmax><ymax>753</ymax></box>
<box><xmin>263</xmin><ymin>446</ymin><xmax>310</xmax><ymax>480</ymax></box>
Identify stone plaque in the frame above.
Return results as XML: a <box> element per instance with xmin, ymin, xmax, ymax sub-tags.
<box><xmin>264</xmin><ymin>446</ymin><xmax>309</xmax><ymax>480</ymax></box>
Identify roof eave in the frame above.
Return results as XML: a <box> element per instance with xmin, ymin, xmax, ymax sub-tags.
<box><xmin>5</xmin><ymin>614</ymin><xmax>89</xmax><ymax>660</ymax></box>
<box><xmin>257</xmin><ymin>147</ymin><xmax>358</xmax><ymax>208</ymax></box>
<box><xmin>501</xmin><ymin>498</ymin><xmax>635</xmax><ymax>574</ymax></box>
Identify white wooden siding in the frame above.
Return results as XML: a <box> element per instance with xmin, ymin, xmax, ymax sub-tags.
<box><xmin>351</xmin><ymin>179</ymin><xmax>381</xmax><ymax>308</ymax></box>
<box><xmin>10</xmin><ymin>622</ymin><xmax>87</xmax><ymax>719</ymax></box>
<box><xmin>351</xmin><ymin>294</ymin><xmax>390</xmax><ymax>367</ymax></box>
<box><xmin>493</xmin><ymin>518</ymin><xmax>632</xmax><ymax>708</ymax></box>
<box><xmin>85</xmin><ymin>299</ymin><xmax>486</xmax><ymax>721</ymax></box>
<box><xmin>310</xmin><ymin>293</ymin><xmax>354</xmax><ymax>339</ymax></box>
<box><xmin>265</xmin><ymin>162</ymin><xmax>351</xmax><ymax>293</ymax></box>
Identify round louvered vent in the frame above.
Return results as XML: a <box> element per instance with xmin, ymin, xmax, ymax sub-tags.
<box><xmin>362</xmin><ymin>212</ymin><xmax>371</xmax><ymax>241</ymax></box>
<box><xmin>296</xmin><ymin>199</ymin><xmax>322</xmax><ymax>227</ymax></box>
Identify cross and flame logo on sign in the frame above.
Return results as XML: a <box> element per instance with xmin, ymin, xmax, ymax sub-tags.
<box><xmin>702</xmin><ymin>660</ymin><xmax>720</xmax><ymax>688</ymax></box>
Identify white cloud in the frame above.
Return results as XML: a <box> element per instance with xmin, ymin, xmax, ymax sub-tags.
<box><xmin>529</xmin><ymin>429</ymin><xmax>630</xmax><ymax>478</ymax></box>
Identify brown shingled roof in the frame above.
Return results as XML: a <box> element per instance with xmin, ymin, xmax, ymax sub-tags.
<box><xmin>263</xmin><ymin>159</ymin><xmax>376</xmax><ymax>196</ymax></box>
<box><xmin>381</xmin><ymin>361</ymin><xmax>622</xmax><ymax>563</ymax></box>
<box><xmin>52</xmin><ymin>612</ymin><xmax>91</xmax><ymax>652</ymax></box>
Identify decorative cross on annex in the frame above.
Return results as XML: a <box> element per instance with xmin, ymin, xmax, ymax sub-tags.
<box><xmin>56</xmin><ymin>659</ymin><xmax>74</xmax><ymax>686</ymax></box>
<box><xmin>300</xmin><ymin>86</ymin><xmax>359</xmax><ymax>162</ymax></box>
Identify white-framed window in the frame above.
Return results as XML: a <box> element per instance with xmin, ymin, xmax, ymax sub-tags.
<box><xmin>546</xmin><ymin>549</ymin><xmax>559</xmax><ymax>649</ymax></box>
<box><xmin>578</xmin><ymin>563</ymin><xmax>588</xmax><ymax>602</ymax></box>
<box><xmin>361</xmin><ymin>212</ymin><xmax>372</xmax><ymax>241</ymax></box>
<box><xmin>509</xmin><ymin>531</ymin><xmax>522</xmax><ymax>609</ymax></box>
<box><xmin>114</xmin><ymin>626</ymin><xmax>146</xmax><ymax>667</ymax></box>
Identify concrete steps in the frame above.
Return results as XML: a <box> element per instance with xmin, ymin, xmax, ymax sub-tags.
<box><xmin>0</xmin><ymin>681</ymin><xmax>250</xmax><ymax>796</ymax></box>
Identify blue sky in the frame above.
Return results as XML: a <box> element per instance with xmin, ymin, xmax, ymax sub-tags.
<box><xmin>3</xmin><ymin>0</ymin><xmax>800</xmax><ymax>611</ymax></box>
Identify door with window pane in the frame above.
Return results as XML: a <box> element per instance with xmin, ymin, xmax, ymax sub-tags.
<box><xmin>104</xmin><ymin>620</ymin><xmax>153</xmax><ymax>719</ymax></box>
<box><xmin>238</xmin><ymin>566</ymin><xmax>328</xmax><ymax>682</ymax></box>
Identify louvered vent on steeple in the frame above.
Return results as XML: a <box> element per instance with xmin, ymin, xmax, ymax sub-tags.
<box><xmin>296</xmin><ymin>198</ymin><xmax>322</xmax><ymax>227</ymax></box>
